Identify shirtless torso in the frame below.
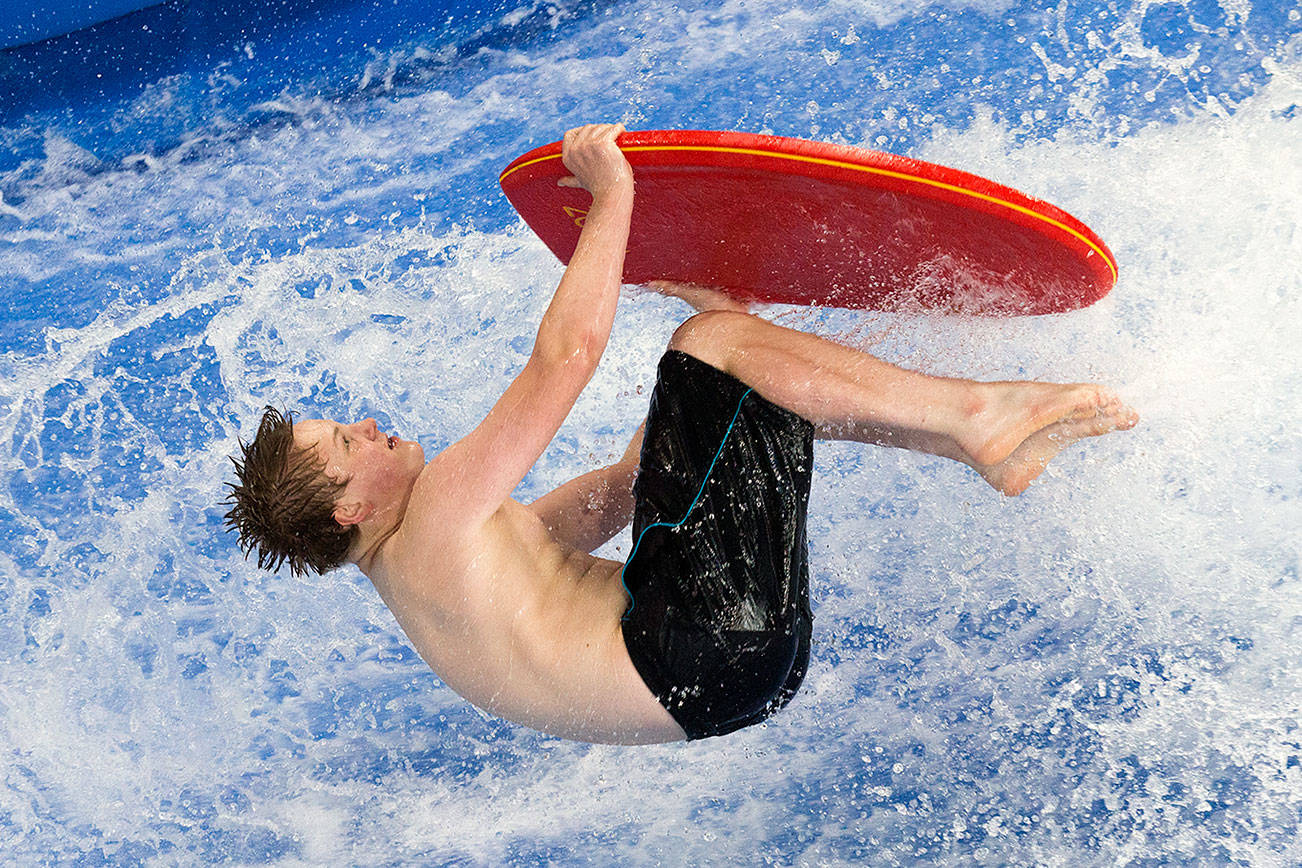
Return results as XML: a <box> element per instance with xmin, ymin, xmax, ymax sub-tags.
<box><xmin>367</xmin><ymin>496</ymin><xmax>685</xmax><ymax>744</ymax></box>
<box><xmin>290</xmin><ymin>124</ymin><xmax>691</xmax><ymax>743</ymax></box>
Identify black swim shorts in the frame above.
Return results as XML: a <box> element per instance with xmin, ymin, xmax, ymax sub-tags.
<box><xmin>621</xmin><ymin>350</ymin><xmax>815</xmax><ymax>740</ymax></box>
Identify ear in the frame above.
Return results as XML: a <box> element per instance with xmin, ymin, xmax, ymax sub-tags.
<box><xmin>333</xmin><ymin>500</ymin><xmax>374</xmax><ymax>527</ymax></box>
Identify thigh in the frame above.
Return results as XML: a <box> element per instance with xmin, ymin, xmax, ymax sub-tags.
<box><xmin>622</xmin><ymin>350</ymin><xmax>817</xmax><ymax>738</ymax></box>
<box><xmin>630</xmin><ymin>350</ymin><xmax>815</xmax><ymax>630</ymax></box>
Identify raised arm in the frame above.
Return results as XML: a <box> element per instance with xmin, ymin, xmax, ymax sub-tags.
<box><xmin>533</xmin><ymin>124</ymin><xmax>635</xmax><ymax>369</ymax></box>
<box><xmin>409</xmin><ymin>124</ymin><xmax>636</xmax><ymax>529</ymax></box>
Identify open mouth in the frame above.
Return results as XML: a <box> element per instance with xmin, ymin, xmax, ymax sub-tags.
<box><xmin>386</xmin><ymin>434</ymin><xmax>397</xmax><ymax>450</ymax></box>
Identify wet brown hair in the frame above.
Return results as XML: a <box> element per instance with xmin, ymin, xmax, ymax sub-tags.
<box><xmin>224</xmin><ymin>406</ymin><xmax>357</xmax><ymax>576</ymax></box>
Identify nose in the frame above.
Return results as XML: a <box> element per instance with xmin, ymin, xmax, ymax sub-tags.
<box><xmin>357</xmin><ymin>418</ymin><xmax>379</xmax><ymax>439</ymax></box>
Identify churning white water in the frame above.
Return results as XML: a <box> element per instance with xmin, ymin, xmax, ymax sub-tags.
<box><xmin>1</xmin><ymin>0</ymin><xmax>1299</xmax><ymax>862</ymax></box>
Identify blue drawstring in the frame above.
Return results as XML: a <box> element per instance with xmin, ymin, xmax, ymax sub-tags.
<box><xmin>620</xmin><ymin>388</ymin><xmax>753</xmax><ymax>621</ymax></box>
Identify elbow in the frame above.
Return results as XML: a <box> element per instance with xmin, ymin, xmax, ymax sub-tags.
<box><xmin>574</xmin><ymin>328</ymin><xmax>608</xmax><ymax>368</ymax></box>
<box><xmin>534</xmin><ymin>329</ymin><xmax>605</xmax><ymax>372</ymax></box>
<box><xmin>532</xmin><ymin>331</ymin><xmax>603</xmax><ymax>380</ymax></box>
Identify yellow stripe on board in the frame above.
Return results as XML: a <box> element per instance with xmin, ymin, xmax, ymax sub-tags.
<box><xmin>499</xmin><ymin>145</ymin><xmax>1118</xmax><ymax>282</ymax></box>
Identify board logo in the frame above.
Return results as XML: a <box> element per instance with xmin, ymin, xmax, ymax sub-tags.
<box><xmin>562</xmin><ymin>206</ymin><xmax>588</xmax><ymax>228</ymax></box>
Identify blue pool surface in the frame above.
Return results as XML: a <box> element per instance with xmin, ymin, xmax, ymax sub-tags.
<box><xmin>2</xmin><ymin>0</ymin><xmax>164</xmax><ymax>49</ymax></box>
<box><xmin>1</xmin><ymin>0</ymin><xmax>1300</xmax><ymax>863</ymax></box>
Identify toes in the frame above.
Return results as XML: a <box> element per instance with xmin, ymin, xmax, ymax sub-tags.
<box><xmin>1076</xmin><ymin>409</ymin><xmax>1133</xmax><ymax>437</ymax></box>
<box><xmin>1061</xmin><ymin>384</ymin><xmax>1108</xmax><ymax>421</ymax></box>
<box><xmin>1072</xmin><ymin>386</ymin><xmax>1129</xmax><ymax>424</ymax></box>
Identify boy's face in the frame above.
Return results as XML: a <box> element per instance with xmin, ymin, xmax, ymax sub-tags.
<box><xmin>293</xmin><ymin>417</ymin><xmax>425</xmax><ymax>525</ymax></box>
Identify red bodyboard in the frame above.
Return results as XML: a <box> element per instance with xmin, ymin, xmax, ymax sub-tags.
<box><xmin>499</xmin><ymin>130</ymin><xmax>1116</xmax><ymax>316</ymax></box>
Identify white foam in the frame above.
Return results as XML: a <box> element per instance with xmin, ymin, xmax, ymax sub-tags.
<box><xmin>1</xmin><ymin>1</ymin><xmax>1299</xmax><ymax>862</ymax></box>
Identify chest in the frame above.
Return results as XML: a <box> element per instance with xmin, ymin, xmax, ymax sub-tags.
<box><xmin>378</xmin><ymin>501</ymin><xmax>625</xmax><ymax>676</ymax></box>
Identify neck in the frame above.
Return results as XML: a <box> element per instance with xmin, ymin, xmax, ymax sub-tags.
<box><xmin>348</xmin><ymin>503</ymin><xmax>407</xmax><ymax>575</ymax></box>
<box><xmin>344</xmin><ymin>478</ymin><xmax>417</xmax><ymax>575</ymax></box>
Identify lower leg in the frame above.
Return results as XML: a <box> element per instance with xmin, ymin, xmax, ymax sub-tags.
<box><xmin>668</xmin><ymin>311</ymin><xmax>1006</xmax><ymax>462</ymax></box>
<box><xmin>820</xmin><ymin>415</ymin><xmax>1133</xmax><ymax>496</ymax></box>
<box><xmin>652</xmin><ymin>285</ymin><xmax>980</xmax><ymax>459</ymax></box>
<box><xmin>668</xmin><ymin>311</ymin><xmax>1138</xmax><ymax>493</ymax></box>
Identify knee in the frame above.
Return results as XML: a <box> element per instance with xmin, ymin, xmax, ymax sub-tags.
<box><xmin>667</xmin><ymin>310</ymin><xmax>751</xmax><ymax>368</ymax></box>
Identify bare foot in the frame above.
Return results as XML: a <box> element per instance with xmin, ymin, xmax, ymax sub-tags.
<box><xmin>973</xmin><ymin>397</ymin><xmax>1139</xmax><ymax>495</ymax></box>
<box><xmin>956</xmin><ymin>381</ymin><xmax>1132</xmax><ymax>468</ymax></box>
<box><xmin>646</xmin><ymin>280</ymin><xmax>752</xmax><ymax>313</ymax></box>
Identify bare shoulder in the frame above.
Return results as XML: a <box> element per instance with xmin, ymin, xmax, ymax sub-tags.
<box><xmin>403</xmin><ymin>447</ymin><xmax>479</xmax><ymax>532</ymax></box>
<box><xmin>388</xmin><ymin>448</ymin><xmax>550</xmax><ymax>573</ymax></box>
<box><xmin>382</xmin><ymin>450</ymin><xmax>497</xmax><ymax>590</ymax></box>
<box><xmin>365</xmin><ymin>480</ymin><xmax>497</xmax><ymax>638</ymax></box>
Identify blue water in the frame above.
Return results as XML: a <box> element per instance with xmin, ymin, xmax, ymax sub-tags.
<box><xmin>2</xmin><ymin>0</ymin><xmax>1300</xmax><ymax>863</ymax></box>
<box><xmin>3</xmin><ymin>0</ymin><xmax>163</xmax><ymax>48</ymax></box>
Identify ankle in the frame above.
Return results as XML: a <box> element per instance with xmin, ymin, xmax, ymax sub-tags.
<box><xmin>951</xmin><ymin>381</ymin><xmax>1000</xmax><ymax>463</ymax></box>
